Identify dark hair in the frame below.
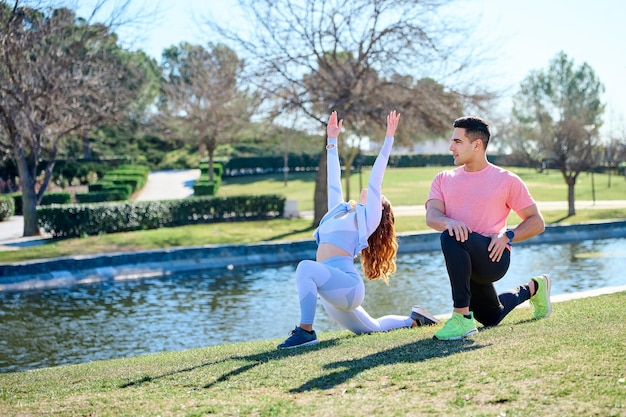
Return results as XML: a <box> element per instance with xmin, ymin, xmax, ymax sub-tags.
<box><xmin>453</xmin><ymin>116</ymin><xmax>491</xmax><ymax>148</ymax></box>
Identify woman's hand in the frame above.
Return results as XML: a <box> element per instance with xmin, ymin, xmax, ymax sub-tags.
<box><xmin>327</xmin><ymin>111</ymin><xmax>343</xmax><ymax>138</ymax></box>
<box><xmin>386</xmin><ymin>110</ymin><xmax>400</xmax><ymax>137</ymax></box>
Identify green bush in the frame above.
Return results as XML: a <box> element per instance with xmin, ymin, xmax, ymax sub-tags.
<box><xmin>199</xmin><ymin>161</ymin><xmax>223</xmax><ymax>178</ymax></box>
<box><xmin>75</xmin><ymin>189</ymin><xmax>128</xmax><ymax>203</ymax></box>
<box><xmin>194</xmin><ymin>162</ymin><xmax>223</xmax><ymax>196</ymax></box>
<box><xmin>37</xmin><ymin>194</ymin><xmax>286</xmax><ymax>238</ymax></box>
<box><xmin>193</xmin><ymin>181</ymin><xmax>218</xmax><ymax>196</ymax></box>
<box><xmin>0</xmin><ymin>195</ymin><xmax>15</xmax><ymax>220</ymax></box>
<box><xmin>9</xmin><ymin>192</ymin><xmax>72</xmax><ymax>215</ymax></box>
<box><xmin>80</xmin><ymin>164</ymin><xmax>149</xmax><ymax>203</ymax></box>
<box><xmin>41</xmin><ymin>192</ymin><xmax>72</xmax><ymax>205</ymax></box>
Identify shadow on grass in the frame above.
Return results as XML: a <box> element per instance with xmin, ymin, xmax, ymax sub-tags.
<box><xmin>548</xmin><ymin>214</ymin><xmax>575</xmax><ymax>224</ymax></box>
<box><xmin>119</xmin><ymin>335</ymin><xmax>488</xmax><ymax>392</ymax></box>
<box><xmin>266</xmin><ymin>226</ymin><xmax>316</xmax><ymax>242</ymax></box>
<box><xmin>118</xmin><ymin>337</ymin><xmax>344</xmax><ymax>389</ymax></box>
<box><xmin>289</xmin><ymin>337</ymin><xmax>486</xmax><ymax>393</ymax></box>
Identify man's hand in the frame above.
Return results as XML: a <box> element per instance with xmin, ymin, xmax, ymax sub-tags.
<box><xmin>445</xmin><ymin>218</ymin><xmax>471</xmax><ymax>243</ymax></box>
<box><xmin>487</xmin><ymin>233</ymin><xmax>509</xmax><ymax>262</ymax></box>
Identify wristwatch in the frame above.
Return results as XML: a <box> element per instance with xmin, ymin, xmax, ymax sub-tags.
<box><xmin>505</xmin><ymin>230</ymin><xmax>515</xmax><ymax>246</ymax></box>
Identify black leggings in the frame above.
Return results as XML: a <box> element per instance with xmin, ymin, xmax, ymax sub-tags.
<box><xmin>440</xmin><ymin>231</ymin><xmax>532</xmax><ymax>326</ymax></box>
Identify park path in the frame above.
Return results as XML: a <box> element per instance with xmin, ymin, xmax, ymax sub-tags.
<box><xmin>134</xmin><ymin>169</ymin><xmax>201</xmax><ymax>201</ymax></box>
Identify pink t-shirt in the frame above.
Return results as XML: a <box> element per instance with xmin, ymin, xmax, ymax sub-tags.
<box><xmin>426</xmin><ymin>164</ymin><xmax>536</xmax><ymax>235</ymax></box>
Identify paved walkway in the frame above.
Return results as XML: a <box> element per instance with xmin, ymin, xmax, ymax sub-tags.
<box><xmin>134</xmin><ymin>169</ymin><xmax>201</xmax><ymax>201</ymax></box>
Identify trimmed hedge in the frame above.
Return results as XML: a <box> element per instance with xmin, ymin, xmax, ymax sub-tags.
<box><xmin>0</xmin><ymin>195</ymin><xmax>15</xmax><ymax>221</ymax></box>
<box><xmin>221</xmin><ymin>153</ymin><xmax>506</xmax><ymax>176</ymax></box>
<box><xmin>79</xmin><ymin>164</ymin><xmax>149</xmax><ymax>203</ymax></box>
<box><xmin>36</xmin><ymin>194</ymin><xmax>286</xmax><ymax>238</ymax></box>
<box><xmin>194</xmin><ymin>162</ymin><xmax>223</xmax><ymax>196</ymax></box>
<box><xmin>9</xmin><ymin>192</ymin><xmax>72</xmax><ymax>216</ymax></box>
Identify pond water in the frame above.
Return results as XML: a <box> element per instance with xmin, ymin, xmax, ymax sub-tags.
<box><xmin>1</xmin><ymin>237</ymin><xmax>625</xmax><ymax>373</ymax></box>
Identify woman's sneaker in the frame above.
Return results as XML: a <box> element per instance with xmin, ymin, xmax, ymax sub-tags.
<box><xmin>411</xmin><ymin>305</ymin><xmax>441</xmax><ymax>326</ymax></box>
<box><xmin>277</xmin><ymin>326</ymin><xmax>319</xmax><ymax>349</ymax></box>
<box><xmin>433</xmin><ymin>312</ymin><xmax>478</xmax><ymax>341</ymax></box>
<box><xmin>530</xmin><ymin>274</ymin><xmax>552</xmax><ymax>319</ymax></box>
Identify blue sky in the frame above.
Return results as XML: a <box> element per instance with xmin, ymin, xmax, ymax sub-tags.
<box><xmin>109</xmin><ymin>0</ymin><xmax>626</xmax><ymax>138</ymax></box>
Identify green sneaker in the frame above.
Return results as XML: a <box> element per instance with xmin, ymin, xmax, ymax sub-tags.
<box><xmin>530</xmin><ymin>274</ymin><xmax>552</xmax><ymax>319</ymax></box>
<box><xmin>433</xmin><ymin>312</ymin><xmax>478</xmax><ymax>341</ymax></box>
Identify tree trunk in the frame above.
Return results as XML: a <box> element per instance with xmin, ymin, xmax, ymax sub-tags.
<box><xmin>567</xmin><ymin>177</ymin><xmax>576</xmax><ymax>217</ymax></box>
<box><xmin>15</xmin><ymin>161</ymin><xmax>41</xmax><ymax>237</ymax></box>
<box><xmin>208</xmin><ymin>148</ymin><xmax>215</xmax><ymax>182</ymax></box>
<box><xmin>82</xmin><ymin>135</ymin><xmax>92</xmax><ymax>159</ymax></box>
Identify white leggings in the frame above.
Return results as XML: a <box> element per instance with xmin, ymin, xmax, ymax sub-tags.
<box><xmin>295</xmin><ymin>256</ymin><xmax>413</xmax><ymax>334</ymax></box>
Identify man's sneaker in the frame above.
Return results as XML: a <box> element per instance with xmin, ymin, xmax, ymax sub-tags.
<box><xmin>433</xmin><ymin>312</ymin><xmax>478</xmax><ymax>341</ymax></box>
<box><xmin>411</xmin><ymin>305</ymin><xmax>441</xmax><ymax>326</ymax></box>
<box><xmin>277</xmin><ymin>326</ymin><xmax>319</xmax><ymax>349</ymax></box>
<box><xmin>530</xmin><ymin>274</ymin><xmax>552</xmax><ymax>319</ymax></box>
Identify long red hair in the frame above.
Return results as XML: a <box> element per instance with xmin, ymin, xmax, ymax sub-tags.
<box><xmin>360</xmin><ymin>199</ymin><xmax>397</xmax><ymax>284</ymax></box>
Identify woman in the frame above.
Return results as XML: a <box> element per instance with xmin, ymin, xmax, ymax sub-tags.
<box><xmin>278</xmin><ymin>110</ymin><xmax>439</xmax><ymax>349</ymax></box>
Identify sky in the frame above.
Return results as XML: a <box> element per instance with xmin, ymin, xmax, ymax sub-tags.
<box><xmin>100</xmin><ymin>0</ymin><xmax>626</xmax><ymax>139</ymax></box>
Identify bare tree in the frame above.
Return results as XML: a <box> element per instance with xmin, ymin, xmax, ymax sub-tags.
<box><xmin>512</xmin><ymin>51</ymin><xmax>605</xmax><ymax>216</ymax></box>
<box><xmin>158</xmin><ymin>42</ymin><xmax>259</xmax><ymax>182</ymax></box>
<box><xmin>206</xmin><ymin>0</ymin><xmax>496</xmax><ymax>224</ymax></box>
<box><xmin>0</xmin><ymin>2</ymin><xmax>157</xmax><ymax>236</ymax></box>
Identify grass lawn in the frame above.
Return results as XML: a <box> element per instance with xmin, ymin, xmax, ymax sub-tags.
<box><xmin>218</xmin><ymin>166</ymin><xmax>626</xmax><ymax>211</ymax></box>
<box><xmin>1</xmin><ymin>291</ymin><xmax>624</xmax><ymax>416</ymax></box>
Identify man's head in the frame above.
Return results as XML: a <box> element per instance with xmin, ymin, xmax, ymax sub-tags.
<box><xmin>453</xmin><ymin>116</ymin><xmax>491</xmax><ymax>149</ymax></box>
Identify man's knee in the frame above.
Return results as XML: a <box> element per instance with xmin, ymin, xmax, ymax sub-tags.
<box><xmin>473</xmin><ymin>309</ymin><xmax>502</xmax><ymax>327</ymax></box>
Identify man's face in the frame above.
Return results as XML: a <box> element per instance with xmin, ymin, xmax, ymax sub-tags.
<box><xmin>449</xmin><ymin>127</ymin><xmax>474</xmax><ymax>166</ymax></box>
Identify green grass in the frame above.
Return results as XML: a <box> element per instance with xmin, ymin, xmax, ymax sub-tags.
<box><xmin>1</xmin><ymin>166</ymin><xmax>625</xmax><ymax>263</ymax></box>
<box><xmin>1</xmin><ymin>291</ymin><xmax>624</xmax><ymax>416</ymax></box>
<box><xmin>219</xmin><ymin>166</ymin><xmax>626</xmax><ymax>211</ymax></box>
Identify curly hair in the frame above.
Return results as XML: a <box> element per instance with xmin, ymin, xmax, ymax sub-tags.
<box><xmin>359</xmin><ymin>199</ymin><xmax>398</xmax><ymax>284</ymax></box>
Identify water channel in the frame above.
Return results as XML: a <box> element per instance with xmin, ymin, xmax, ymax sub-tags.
<box><xmin>1</xmin><ymin>237</ymin><xmax>625</xmax><ymax>373</ymax></box>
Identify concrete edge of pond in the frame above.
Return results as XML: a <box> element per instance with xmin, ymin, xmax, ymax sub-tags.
<box><xmin>1</xmin><ymin>219</ymin><xmax>625</xmax><ymax>292</ymax></box>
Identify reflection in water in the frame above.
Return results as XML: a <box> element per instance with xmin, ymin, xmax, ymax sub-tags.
<box><xmin>1</xmin><ymin>238</ymin><xmax>625</xmax><ymax>373</ymax></box>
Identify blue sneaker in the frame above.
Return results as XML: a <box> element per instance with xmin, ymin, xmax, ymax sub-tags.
<box><xmin>278</xmin><ymin>326</ymin><xmax>319</xmax><ymax>349</ymax></box>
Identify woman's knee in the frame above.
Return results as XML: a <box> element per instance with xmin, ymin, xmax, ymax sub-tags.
<box><xmin>295</xmin><ymin>259</ymin><xmax>316</xmax><ymax>280</ymax></box>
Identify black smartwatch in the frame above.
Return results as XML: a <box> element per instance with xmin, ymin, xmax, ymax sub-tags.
<box><xmin>505</xmin><ymin>230</ymin><xmax>515</xmax><ymax>246</ymax></box>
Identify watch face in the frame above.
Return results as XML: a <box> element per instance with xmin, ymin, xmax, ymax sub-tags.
<box><xmin>506</xmin><ymin>230</ymin><xmax>514</xmax><ymax>240</ymax></box>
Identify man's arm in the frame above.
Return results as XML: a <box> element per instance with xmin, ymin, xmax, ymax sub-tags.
<box><xmin>508</xmin><ymin>204</ymin><xmax>545</xmax><ymax>243</ymax></box>
<box><xmin>425</xmin><ymin>199</ymin><xmax>471</xmax><ymax>242</ymax></box>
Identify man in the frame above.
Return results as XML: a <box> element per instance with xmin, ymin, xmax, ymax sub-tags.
<box><xmin>425</xmin><ymin>116</ymin><xmax>551</xmax><ymax>341</ymax></box>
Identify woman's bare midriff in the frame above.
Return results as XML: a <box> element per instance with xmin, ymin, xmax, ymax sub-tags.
<box><xmin>316</xmin><ymin>242</ymin><xmax>351</xmax><ymax>262</ymax></box>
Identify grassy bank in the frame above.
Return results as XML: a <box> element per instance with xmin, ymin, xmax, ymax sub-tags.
<box><xmin>1</xmin><ymin>291</ymin><xmax>624</xmax><ymax>416</ymax></box>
